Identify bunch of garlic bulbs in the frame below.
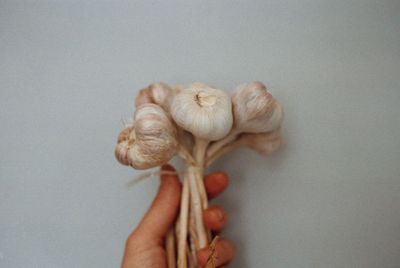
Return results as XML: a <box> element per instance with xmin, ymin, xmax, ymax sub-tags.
<box><xmin>115</xmin><ymin>81</ymin><xmax>284</xmax><ymax>268</ymax></box>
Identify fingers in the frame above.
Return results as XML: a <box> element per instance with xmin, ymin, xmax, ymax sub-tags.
<box><xmin>203</xmin><ymin>205</ymin><xmax>227</xmax><ymax>232</ymax></box>
<box><xmin>204</xmin><ymin>172</ymin><xmax>229</xmax><ymax>199</ymax></box>
<box><xmin>197</xmin><ymin>238</ymin><xmax>236</xmax><ymax>267</ymax></box>
<box><xmin>130</xmin><ymin>164</ymin><xmax>181</xmax><ymax>246</ymax></box>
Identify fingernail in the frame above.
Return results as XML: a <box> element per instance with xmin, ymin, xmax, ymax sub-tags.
<box><xmin>215</xmin><ymin>209</ymin><xmax>224</xmax><ymax>221</ymax></box>
<box><xmin>161</xmin><ymin>164</ymin><xmax>174</xmax><ymax>171</ymax></box>
<box><xmin>160</xmin><ymin>164</ymin><xmax>175</xmax><ymax>182</ymax></box>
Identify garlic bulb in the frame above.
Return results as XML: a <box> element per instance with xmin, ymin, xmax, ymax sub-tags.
<box><xmin>135</xmin><ymin>82</ymin><xmax>175</xmax><ymax>112</ymax></box>
<box><xmin>171</xmin><ymin>84</ymin><xmax>184</xmax><ymax>94</ymax></box>
<box><xmin>115</xmin><ymin>103</ymin><xmax>179</xmax><ymax>169</ymax></box>
<box><xmin>232</xmin><ymin>81</ymin><xmax>283</xmax><ymax>133</ymax></box>
<box><xmin>115</xmin><ymin>126</ymin><xmax>134</xmax><ymax>166</ymax></box>
<box><xmin>206</xmin><ymin>81</ymin><xmax>284</xmax><ymax>159</ymax></box>
<box><xmin>135</xmin><ymin>88</ymin><xmax>152</xmax><ymax>107</ymax></box>
<box><xmin>171</xmin><ymin>82</ymin><xmax>233</xmax><ymax>141</ymax></box>
<box><xmin>244</xmin><ymin>131</ymin><xmax>283</xmax><ymax>156</ymax></box>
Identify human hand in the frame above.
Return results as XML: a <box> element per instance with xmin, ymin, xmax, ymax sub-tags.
<box><xmin>122</xmin><ymin>164</ymin><xmax>236</xmax><ymax>268</ymax></box>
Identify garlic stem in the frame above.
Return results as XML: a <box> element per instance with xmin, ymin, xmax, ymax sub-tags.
<box><xmin>206</xmin><ymin>130</ymin><xmax>282</xmax><ymax>167</ymax></box>
<box><xmin>179</xmin><ymin>146</ymin><xmax>195</xmax><ymax>165</ymax></box>
<box><xmin>189</xmin><ymin>207</ymin><xmax>199</xmax><ymax>268</ymax></box>
<box><xmin>166</xmin><ymin>227</ymin><xmax>176</xmax><ymax>268</ymax></box>
<box><xmin>206</xmin><ymin>137</ymin><xmax>247</xmax><ymax>167</ymax></box>
<box><xmin>194</xmin><ymin>137</ymin><xmax>208</xmax><ymax>167</ymax></box>
<box><xmin>178</xmin><ymin>138</ymin><xmax>211</xmax><ymax>268</ymax></box>
<box><xmin>188</xmin><ymin>165</ymin><xmax>208</xmax><ymax>249</ymax></box>
<box><xmin>206</xmin><ymin>129</ymin><xmax>239</xmax><ymax>159</ymax></box>
<box><xmin>187</xmin><ymin>241</ymin><xmax>196</xmax><ymax>268</ymax></box>
<box><xmin>189</xmin><ymin>207</ymin><xmax>199</xmax><ymax>250</ymax></box>
<box><xmin>193</xmin><ymin>137</ymin><xmax>209</xmax><ymax>209</ymax></box>
<box><xmin>177</xmin><ymin>168</ymin><xmax>190</xmax><ymax>268</ymax></box>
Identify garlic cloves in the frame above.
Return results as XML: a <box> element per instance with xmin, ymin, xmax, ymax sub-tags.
<box><xmin>115</xmin><ymin>103</ymin><xmax>179</xmax><ymax>169</ymax></box>
<box><xmin>232</xmin><ymin>82</ymin><xmax>283</xmax><ymax>133</ymax></box>
<box><xmin>135</xmin><ymin>82</ymin><xmax>175</xmax><ymax>112</ymax></box>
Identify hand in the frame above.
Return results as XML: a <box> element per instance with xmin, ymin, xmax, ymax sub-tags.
<box><xmin>122</xmin><ymin>164</ymin><xmax>236</xmax><ymax>268</ymax></box>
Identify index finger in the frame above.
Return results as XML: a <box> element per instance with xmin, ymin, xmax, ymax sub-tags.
<box><xmin>204</xmin><ymin>172</ymin><xmax>229</xmax><ymax>199</ymax></box>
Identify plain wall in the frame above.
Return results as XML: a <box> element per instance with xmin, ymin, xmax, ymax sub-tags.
<box><xmin>1</xmin><ymin>1</ymin><xmax>399</xmax><ymax>267</ymax></box>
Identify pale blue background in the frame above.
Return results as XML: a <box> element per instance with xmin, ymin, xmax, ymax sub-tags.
<box><xmin>1</xmin><ymin>1</ymin><xmax>399</xmax><ymax>267</ymax></box>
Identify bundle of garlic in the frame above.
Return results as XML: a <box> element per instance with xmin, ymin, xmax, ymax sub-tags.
<box><xmin>115</xmin><ymin>81</ymin><xmax>284</xmax><ymax>268</ymax></box>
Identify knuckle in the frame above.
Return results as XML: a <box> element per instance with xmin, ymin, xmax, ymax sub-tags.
<box><xmin>125</xmin><ymin>232</ymin><xmax>138</xmax><ymax>249</ymax></box>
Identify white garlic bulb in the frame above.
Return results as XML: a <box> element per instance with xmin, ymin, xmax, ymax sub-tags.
<box><xmin>171</xmin><ymin>82</ymin><xmax>233</xmax><ymax>141</ymax></box>
<box><xmin>232</xmin><ymin>81</ymin><xmax>283</xmax><ymax>133</ymax></box>
<box><xmin>115</xmin><ymin>104</ymin><xmax>179</xmax><ymax>169</ymax></box>
<box><xmin>135</xmin><ymin>82</ymin><xmax>175</xmax><ymax>112</ymax></box>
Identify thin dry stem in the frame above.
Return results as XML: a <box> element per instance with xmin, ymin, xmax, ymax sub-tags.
<box><xmin>193</xmin><ymin>137</ymin><xmax>209</xmax><ymax>209</ymax></box>
<box><xmin>205</xmin><ymin>236</ymin><xmax>220</xmax><ymax>268</ymax></box>
<box><xmin>175</xmin><ymin>217</ymin><xmax>181</xmax><ymax>241</ymax></box>
<box><xmin>166</xmin><ymin>227</ymin><xmax>176</xmax><ymax>268</ymax></box>
<box><xmin>206</xmin><ymin>138</ymin><xmax>246</xmax><ymax>167</ymax></box>
<box><xmin>194</xmin><ymin>137</ymin><xmax>208</xmax><ymax>167</ymax></box>
<box><xmin>189</xmin><ymin>210</ymin><xmax>199</xmax><ymax>267</ymax></box>
<box><xmin>206</xmin><ymin>130</ymin><xmax>239</xmax><ymax>159</ymax></box>
<box><xmin>179</xmin><ymin>146</ymin><xmax>195</xmax><ymax>164</ymax></box>
<box><xmin>187</xmin><ymin>241</ymin><xmax>196</xmax><ymax>268</ymax></box>
<box><xmin>194</xmin><ymin>167</ymin><xmax>208</xmax><ymax>210</ymax></box>
<box><xmin>177</xmin><ymin>169</ymin><xmax>190</xmax><ymax>268</ymax></box>
<box><xmin>206</xmin><ymin>130</ymin><xmax>282</xmax><ymax>167</ymax></box>
<box><xmin>188</xmin><ymin>166</ymin><xmax>208</xmax><ymax>249</ymax></box>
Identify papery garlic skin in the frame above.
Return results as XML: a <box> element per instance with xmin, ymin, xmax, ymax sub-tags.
<box><xmin>135</xmin><ymin>88</ymin><xmax>153</xmax><ymax>107</ymax></box>
<box><xmin>115</xmin><ymin>127</ymin><xmax>134</xmax><ymax>166</ymax></box>
<box><xmin>115</xmin><ymin>104</ymin><xmax>179</xmax><ymax>169</ymax></box>
<box><xmin>232</xmin><ymin>81</ymin><xmax>283</xmax><ymax>133</ymax></box>
<box><xmin>135</xmin><ymin>82</ymin><xmax>175</xmax><ymax>112</ymax></box>
<box><xmin>171</xmin><ymin>83</ymin><xmax>233</xmax><ymax>141</ymax></box>
<box><xmin>206</xmin><ymin>81</ymin><xmax>284</xmax><ymax>159</ymax></box>
<box><xmin>244</xmin><ymin>131</ymin><xmax>283</xmax><ymax>156</ymax></box>
<box><xmin>171</xmin><ymin>84</ymin><xmax>184</xmax><ymax>94</ymax></box>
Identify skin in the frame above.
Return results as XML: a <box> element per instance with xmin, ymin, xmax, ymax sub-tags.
<box><xmin>122</xmin><ymin>164</ymin><xmax>236</xmax><ymax>268</ymax></box>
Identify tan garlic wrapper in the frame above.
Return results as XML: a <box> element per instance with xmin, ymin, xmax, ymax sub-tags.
<box><xmin>171</xmin><ymin>84</ymin><xmax>184</xmax><ymax>94</ymax></box>
<box><xmin>135</xmin><ymin>88</ymin><xmax>152</xmax><ymax>107</ymax></box>
<box><xmin>207</xmin><ymin>81</ymin><xmax>283</xmax><ymax>159</ymax></box>
<box><xmin>232</xmin><ymin>81</ymin><xmax>283</xmax><ymax>133</ymax></box>
<box><xmin>115</xmin><ymin>103</ymin><xmax>179</xmax><ymax>169</ymax></box>
<box><xmin>171</xmin><ymin>82</ymin><xmax>233</xmax><ymax>141</ymax></box>
<box><xmin>135</xmin><ymin>82</ymin><xmax>175</xmax><ymax>112</ymax></box>
<box><xmin>244</xmin><ymin>131</ymin><xmax>283</xmax><ymax>156</ymax></box>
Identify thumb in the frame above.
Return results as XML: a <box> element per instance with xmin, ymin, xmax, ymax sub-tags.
<box><xmin>131</xmin><ymin>164</ymin><xmax>181</xmax><ymax>246</ymax></box>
